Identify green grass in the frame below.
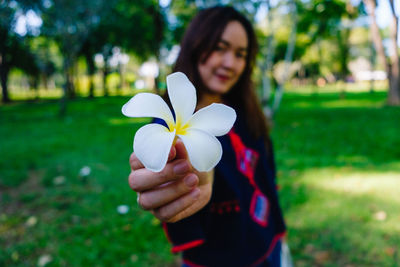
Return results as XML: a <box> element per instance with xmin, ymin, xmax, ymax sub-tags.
<box><xmin>0</xmin><ymin>97</ymin><xmax>177</xmax><ymax>266</ymax></box>
<box><xmin>1</xmin><ymin>91</ymin><xmax>399</xmax><ymax>266</ymax></box>
<box><xmin>273</xmin><ymin>92</ymin><xmax>400</xmax><ymax>266</ymax></box>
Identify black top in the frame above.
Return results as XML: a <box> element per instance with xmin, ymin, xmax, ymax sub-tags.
<box><xmin>162</xmin><ymin>114</ymin><xmax>286</xmax><ymax>267</ymax></box>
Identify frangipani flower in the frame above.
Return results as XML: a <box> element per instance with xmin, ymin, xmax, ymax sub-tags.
<box><xmin>122</xmin><ymin>72</ymin><xmax>236</xmax><ymax>172</ymax></box>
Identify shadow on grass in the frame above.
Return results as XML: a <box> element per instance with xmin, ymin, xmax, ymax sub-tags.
<box><xmin>273</xmin><ymin>93</ymin><xmax>400</xmax><ymax>171</ymax></box>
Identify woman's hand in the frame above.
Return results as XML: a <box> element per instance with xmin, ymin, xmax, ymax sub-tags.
<box><xmin>128</xmin><ymin>139</ymin><xmax>213</xmax><ymax>223</ymax></box>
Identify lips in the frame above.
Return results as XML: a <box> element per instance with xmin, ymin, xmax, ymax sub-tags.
<box><xmin>215</xmin><ymin>73</ymin><xmax>231</xmax><ymax>82</ymax></box>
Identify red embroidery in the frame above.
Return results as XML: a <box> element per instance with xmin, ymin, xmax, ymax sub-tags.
<box><xmin>162</xmin><ymin>223</ymin><xmax>205</xmax><ymax>253</ymax></box>
<box><xmin>249</xmin><ymin>231</ymin><xmax>287</xmax><ymax>267</ymax></box>
<box><xmin>182</xmin><ymin>258</ymin><xmax>207</xmax><ymax>267</ymax></box>
<box><xmin>250</xmin><ymin>190</ymin><xmax>269</xmax><ymax>227</ymax></box>
<box><xmin>171</xmin><ymin>239</ymin><xmax>205</xmax><ymax>253</ymax></box>
<box><xmin>210</xmin><ymin>200</ymin><xmax>240</xmax><ymax>214</ymax></box>
<box><xmin>229</xmin><ymin>130</ymin><xmax>270</xmax><ymax>227</ymax></box>
<box><xmin>228</xmin><ymin>131</ymin><xmax>259</xmax><ymax>185</ymax></box>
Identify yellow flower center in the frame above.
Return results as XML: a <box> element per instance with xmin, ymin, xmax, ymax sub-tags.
<box><xmin>169</xmin><ymin>117</ymin><xmax>189</xmax><ymax>136</ymax></box>
<box><xmin>176</xmin><ymin>122</ymin><xmax>189</xmax><ymax>135</ymax></box>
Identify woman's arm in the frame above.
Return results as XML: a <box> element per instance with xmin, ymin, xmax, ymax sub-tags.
<box><xmin>128</xmin><ymin>139</ymin><xmax>213</xmax><ymax>223</ymax></box>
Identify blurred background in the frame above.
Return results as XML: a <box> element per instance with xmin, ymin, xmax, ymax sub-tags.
<box><xmin>0</xmin><ymin>0</ymin><xmax>399</xmax><ymax>266</ymax></box>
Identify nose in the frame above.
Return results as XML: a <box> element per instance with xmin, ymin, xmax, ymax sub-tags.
<box><xmin>221</xmin><ymin>51</ymin><xmax>236</xmax><ymax>69</ymax></box>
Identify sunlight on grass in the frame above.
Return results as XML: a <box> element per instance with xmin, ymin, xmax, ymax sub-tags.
<box><xmin>319</xmin><ymin>100</ymin><xmax>385</xmax><ymax>108</ymax></box>
<box><xmin>290</xmin><ymin>99</ymin><xmax>385</xmax><ymax>109</ymax></box>
<box><xmin>302</xmin><ymin>169</ymin><xmax>400</xmax><ymax>201</ymax></box>
<box><xmin>5</xmin><ymin>86</ymin><xmax>155</xmax><ymax>102</ymax></box>
<box><xmin>286</xmin><ymin>80</ymin><xmax>388</xmax><ymax>94</ymax></box>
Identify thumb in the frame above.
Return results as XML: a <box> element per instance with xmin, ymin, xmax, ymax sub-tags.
<box><xmin>166</xmin><ymin>143</ymin><xmax>177</xmax><ymax>163</ymax></box>
<box><xmin>175</xmin><ymin>138</ymin><xmax>189</xmax><ymax>160</ymax></box>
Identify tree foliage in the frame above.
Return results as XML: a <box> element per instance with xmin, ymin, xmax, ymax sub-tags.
<box><xmin>0</xmin><ymin>0</ymin><xmax>42</xmax><ymax>103</ymax></box>
<box><xmin>1</xmin><ymin>0</ymin><xmax>399</xmax><ymax>107</ymax></box>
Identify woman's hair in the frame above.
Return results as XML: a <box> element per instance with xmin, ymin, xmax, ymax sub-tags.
<box><xmin>172</xmin><ymin>5</ymin><xmax>270</xmax><ymax>140</ymax></box>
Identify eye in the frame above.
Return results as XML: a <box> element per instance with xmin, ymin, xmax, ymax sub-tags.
<box><xmin>215</xmin><ymin>45</ymin><xmax>227</xmax><ymax>52</ymax></box>
<box><xmin>236</xmin><ymin>51</ymin><xmax>247</xmax><ymax>59</ymax></box>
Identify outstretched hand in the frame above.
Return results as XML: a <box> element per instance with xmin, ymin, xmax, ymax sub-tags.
<box><xmin>128</xmin><ymin>139</ymin><xmax>213</xmax><ymax>223</ymax></box>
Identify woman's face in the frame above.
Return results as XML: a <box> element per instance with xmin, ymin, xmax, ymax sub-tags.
<box><xmin>198</xmin><ymin>20</ymin><xmax>248</xmax><ymax>97</ymax></box>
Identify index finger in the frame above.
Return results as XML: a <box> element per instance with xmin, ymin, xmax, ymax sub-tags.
<box><xmin>129</xmin><ymin>158</ymin><xmax>192</xmax><ymax>191</ymax></box>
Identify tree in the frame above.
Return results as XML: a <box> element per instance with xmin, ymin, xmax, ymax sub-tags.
<box><xmin>76</xmin><ymin>0</ymin><xmax>165</xmax><ymax>96</ymax></box>
<box><xmin>363</xmin><ymin>0</ymin><xmax>400</xmax><ymax>105</ymax></box>
<box><xmin>296</xmin><ymin>0</ymin><xmax>357</xmax><ymax>80</ymax></box>
<box><xmin>387</xmin><ymin>0</ymin><xmax>400</xmax><ymax>105</ymax></box>
<box><xmin>41</xmin><ymin>0</ymin><xmax>110</xmax><ymax>115</ymax></box>
<box><xmin>271</xmin><ymin>0</ymin><xmax>297</xmax><ymax>114</ymax></box>
<box><xmin>0</xmin><ymin>0</ymin><xmax>42</xmax><ymax>103</ymax></box>
<box><xmin>80</xmin><ymin>34</ymin><xmax>98</xmax><ymax>98</ymax></box>
<box><xmin>256</xmin><ymin>0</ymin><xmax>276</xmax><ymax>113</ymax></box>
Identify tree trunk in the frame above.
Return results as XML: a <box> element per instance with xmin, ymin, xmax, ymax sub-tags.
<box><xmin>118</xmin><ymin>63</ymin><xmax>124</xmax><ymax>94</ymax></box>
<box><xmin>60</xmin><ymin>55</ymin><xmax>73</xmax><ymax>116</ymax></box>
<box><xmin>101</xmin><ymin>47</ymin><xmax>112</xmax><ymax>97</ymax></box>
<box><xmin>336</xmin><ymin>28</ymin><xmax>351</xmax><ymax>81</ymax></box>
<box><xmin>66</xmin><ymin>70</ymin><xmax>75</xmax><ymax>98</ymax></box>
<box><xmin>387</xmin><ymin>0</ymin><xmax>400</xmax><ymax>105</ymax></box>
<box><xmin>364</xmin><ymin>0</ymin><xmax>389</xmax><ymax>71</ymax></box>
<box><xmin>0</xmin><ymin>63</ymin><xmax>10</xmax><ymax>103</ymax></box>
<box><xmin>364</xmin><ymin>0</ymin><xmax>400</xmax><ymax>105</ymax></box>
<box><xmin>369</xmin><ymin>42</ymin><xmax>376</xmax><ymax>93</ymax></box>
<box><xmin>259</xmin><ymin>0</ymin><xmax>276</xmax><ymax>117</ymax></box>
<box><xmin>0</xmin><ymin>32</ymin><xmax>11</xmax><ymax>103</ymax></box>
<box><xmin>29</xmin><ymin>76</ymin><xmax>39</xmax><ymax>100</ymax></box>
<box><xmin>42</xmin><ymin>74</ymin><xmax>49</xmax><ymax>90</ymax></box>
<box><xmin>85</xmin><ymin>52</ymin><xmax>95</xmax><ymax>98</ymax></box>
<box><xmin>272</xmin><ymin>0</ymin><xmax>297</xmax><ymax>114</ymax></box>
<box><xmin>0</xmin><ymin>68</ymin><xmax>11</xmax><ymax>103</ymax></box>
<box><xmin>102</xmin><ymin>65</ymin><xmax>109</xmax><ymax>97</ymax></box>
<box><xmin>88</xmin><ymin>74</ymin><xmax>95</xmax><ymax>98</ymax></box>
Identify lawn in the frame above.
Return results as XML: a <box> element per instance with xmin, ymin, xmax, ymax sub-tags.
<box><xmin>1</xmin><ymin>91</ymin><xmax>399</xmax><ymax>266</ymax></box>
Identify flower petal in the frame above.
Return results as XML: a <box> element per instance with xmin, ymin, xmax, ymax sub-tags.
<box><xmin>134</xmin><ymin>123</ymin><xmax>176</xmax><ymax>172</ymax></box>
<box><xmin>166</xmin><ymin>72</ymin><xmax>196</xmax><ymax>125</ymax></box>
<box><xmin>122</xmin><ymin>93</ymin><xmax>174</xmax><ymax>128</ymax></box>
<box><xmin>178</xmin><ymin>129</ymin><xmax>222</xmax><ymax>172</ymax></box>
<box><xmin>188</xmin><ymin>103</ymin><xmax>237</xmax><ymax>136</ymax></box>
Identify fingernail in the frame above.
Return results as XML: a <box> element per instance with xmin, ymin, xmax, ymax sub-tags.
<box><xmin>173</xmin><ymin>161</ymin><xmax>190</xmax><ymax>175</ymax></box>
<box><xmin>184</xmin><ymin>175</ymin><xmax>198</xmax><ymax>187</ymax></box>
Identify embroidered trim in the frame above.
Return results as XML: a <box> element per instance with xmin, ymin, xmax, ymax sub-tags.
<box><xmin>249</xmin><ymin>231</ymin><xmax>286</xmax><ymax>267</ymax></box>
<box><xmin>171</xmin><ymin>239</ymin><xmax>205</xmax><ymax>253</ymax></box>
<box><xmin>162</xmin><ymin>223</ymin><xmax>172</xmax><ymax>243</ymax></box>
<box><xmin>249</xmin><ymin>190</ymin><xmax>270</xmax><ymax>227</ymax></box>
<box><xmin>210</xmin><ymin>200</ymin><xmax>241</xmax><ymax>214</ymax></box>
<box><xmin>182</xmin><ymin>258</ymin><xmax>207</xmax><ymax>267</ymax></box>
<box><xmin>229</xmin><ymin>130</ymin><xmax>270</xmax><ymax>227</ymax></box>
<box><xmin>162</xmin><ymin>223</ymin><xmax>205</xmax><ymax>253</ymax></box>
<box><xmin>229</xmin><ymin>131</ymin><xmax>259</xmax><ymax>185</ymax></box>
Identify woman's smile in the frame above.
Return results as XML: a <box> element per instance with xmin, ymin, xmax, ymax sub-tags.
<box><xmin>198</xmin><ymin>20</ymin><xmax>248</xmax><ymax>102</ymax></box>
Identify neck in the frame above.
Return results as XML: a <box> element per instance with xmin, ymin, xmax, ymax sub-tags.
<box><xmin>197</xmin><ymin>93</ymin><xmax>223</xmax><ymax>109</ymax></box>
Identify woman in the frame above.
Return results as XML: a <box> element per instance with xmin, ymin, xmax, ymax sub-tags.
<box><xmin>128</xmin><ymin>6</ymin><xmax>286</xmax><ymax>267</ymax></box>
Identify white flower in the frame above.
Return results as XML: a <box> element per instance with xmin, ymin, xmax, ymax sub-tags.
<box><xmin>122</xmin><ymin>72</ymin><xmax>236</xmax><ymax>172</ymax></box>
<box><xmin>38</xmin><ymin>255</ymin><xmax>52</xmax><ymax>267</ymax></box>
<box><xmin>79</xmin><ymin>166</ymin><xmax>91</xmax><ymax>177</ymax></box>
<box><xmin>117</xmin><ymin>205</ymin><xmax>130</xmax><ymax>214</ymax></box>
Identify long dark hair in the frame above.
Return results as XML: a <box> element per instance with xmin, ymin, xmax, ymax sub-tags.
<box><xmin>172</xmin><ymin>6</ymin><xmax>270</xmax><ymax>140</ymax></box>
